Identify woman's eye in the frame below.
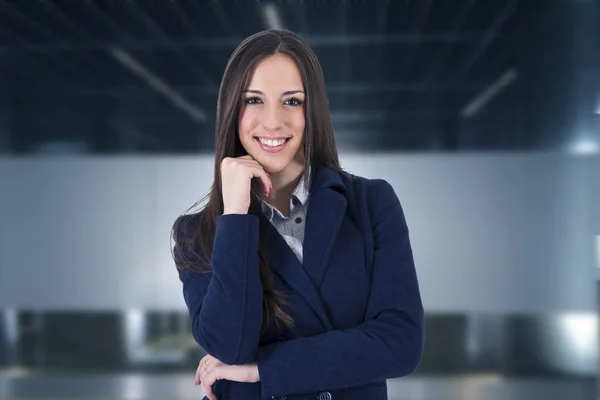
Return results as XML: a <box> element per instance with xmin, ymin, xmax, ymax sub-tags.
<box><xmin>243</xmin><ymin>97</ymin><xmax>262</xmax><ymax>105</ymax></box>
<box><xmin>284</xmin><ymin>97</ymin><xmax>303</xmax><ymax>107</ymax></box>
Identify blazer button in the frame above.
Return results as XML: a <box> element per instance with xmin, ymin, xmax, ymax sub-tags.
<box><xmin>316</xmin><ymin>392</ymin><xmax>332</xmax><ymax>400</ymax></box>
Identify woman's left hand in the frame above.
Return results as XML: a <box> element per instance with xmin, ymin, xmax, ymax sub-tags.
<box><xmin>195</xmin><ymin>354</ymin><xmax>260</xmax><ymax>400</ymax></box>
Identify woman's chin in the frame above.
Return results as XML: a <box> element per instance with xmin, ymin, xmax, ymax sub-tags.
<box><xmin>262</xmin><ymin>162</ymin><xmax>288</xmax><ymax>175</ymax></box>
<box><xmin>249</xmin><ymin>155</ymin><xmax>289</xmax><ymax>174</ymax></box>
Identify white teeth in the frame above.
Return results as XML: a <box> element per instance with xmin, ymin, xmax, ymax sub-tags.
<box><xmin>259</xmin><ymin>138</ymin><xmax>286</xmax><ymax>147</ymax></box>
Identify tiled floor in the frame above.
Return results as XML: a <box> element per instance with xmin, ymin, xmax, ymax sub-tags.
<box><xmin>0</xmin><ymin>370</ymin><xmax>594</xmax><ymax>400</ymax></box>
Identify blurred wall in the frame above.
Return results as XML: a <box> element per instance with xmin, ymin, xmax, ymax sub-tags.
<box><xmin>0</xmin><ymin>152</ymin><xmax>596</xmax><ymax>313</ymax></box>
<box><xmin>593</xmin><ymin>152</ymin><xmax>600</xmax><ymax>278</ymax></box>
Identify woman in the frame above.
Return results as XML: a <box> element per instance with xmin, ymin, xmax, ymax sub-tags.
<box><xmin>172</xmin><ymin>29</ymin><xmax>424</xmax><ymax>400</ymax></box>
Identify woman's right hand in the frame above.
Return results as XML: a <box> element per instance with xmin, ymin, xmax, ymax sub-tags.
<box><xmin>221</xmin><ymin>155</ymin><xmax>273</xmax><ymax>215</ymax></box>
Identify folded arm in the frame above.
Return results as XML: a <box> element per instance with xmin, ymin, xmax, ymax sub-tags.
<box><xmin>175</xmin><ymin>214</ymin><xmax>264</xmax><ymax>365</ymax></box>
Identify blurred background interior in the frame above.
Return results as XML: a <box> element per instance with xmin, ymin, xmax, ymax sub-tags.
<box><xmin>0</xmin><ymin>0</ymin><xmax>599</xmax><ymax>399</ymax></box>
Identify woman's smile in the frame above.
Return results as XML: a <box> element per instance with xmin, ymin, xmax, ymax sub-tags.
<box><xmin>254</xmin><ymin>136</ymin><xmax>292</xmax><ymax>153</ymax></box>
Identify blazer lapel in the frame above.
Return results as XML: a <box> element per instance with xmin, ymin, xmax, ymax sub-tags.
<box><xmin>257</xmin><ymin>166</ymin><xmax>348</xmax><ymax>332</ymax></box>
<box><xmin>259</xmin><ymin>213</ymin><xmax>334</xmax><ymax>331</ymax></box>
<box><xmin>302</xmin><ymin>183</ymin><xmax>347</xmax><ymax>290</ymax></box>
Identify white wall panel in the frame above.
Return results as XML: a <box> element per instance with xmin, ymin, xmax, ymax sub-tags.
<box><xmin>0</xmin><ymin>152</ymin><xmax>596</xmax><ymax>312</ymax></box>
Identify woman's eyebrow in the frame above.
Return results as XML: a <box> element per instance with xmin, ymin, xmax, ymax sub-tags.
<box><xmin>241</xmin><ymin>89</ymin><xmax>305</xmax><ymax>96</ymax></box>
<box><xmin>282</xmin><ymin>90</ymin><xmax>305</xmax><ymax>96</ymax></box>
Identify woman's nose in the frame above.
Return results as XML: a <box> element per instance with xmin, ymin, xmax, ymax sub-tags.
<box><xmin>262</xmin><ymin>105</ymin><xmax>283</xmax><ymax>132</ymax></box>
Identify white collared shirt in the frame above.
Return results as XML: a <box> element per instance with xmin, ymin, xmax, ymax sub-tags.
<box><xmin>259</xmin><ymin>171</ymin><xmax>310</xmax><ymax>263</ymax></box>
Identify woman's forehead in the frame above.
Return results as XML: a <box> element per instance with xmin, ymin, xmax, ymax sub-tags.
<box><xmin>245</xmin><ymin>55</ymin><xmax>304</xmax><ymax>90</ymax></box>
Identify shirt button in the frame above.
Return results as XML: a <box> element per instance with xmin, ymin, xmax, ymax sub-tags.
<box><xmin>294</xmin><ymin>217</ymin><xmax>303</xmax><ymax>224</ymax></box>
<box><xmin>316</xmin><ymin>392</ymin><xmax>332</xmax><ymax>400</ymax></box>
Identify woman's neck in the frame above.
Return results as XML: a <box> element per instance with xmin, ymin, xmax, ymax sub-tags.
<box><xmin>264</xmin><ymin>161</ymin><xmax>305</xmax><ymax>216</ymax></box>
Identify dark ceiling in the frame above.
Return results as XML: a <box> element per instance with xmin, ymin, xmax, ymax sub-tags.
<box><xmin>0</xmin><ymin>0</ymin><xmax>596</xmax><ymax>154</ymax></box>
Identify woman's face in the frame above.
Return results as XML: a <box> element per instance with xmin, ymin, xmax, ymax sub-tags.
<box><xmin>238</xmin><ymin>54</ymin><xmax>305</xmax><ymax>174</ymax></box>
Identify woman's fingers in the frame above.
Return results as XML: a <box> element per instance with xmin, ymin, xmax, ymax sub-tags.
<box><xmin>195</xmin><ymin>356</ymin><xmax>204</xmax><ymax>386</ymax></box>
<box><xmin>203</xmin><ymin>379</ymin><xmax>217</xmax><ymax>400</ymax></box>
<box><xmin>196</xmin><ymin>355</ymin><xmax>257</xmax><ymax>398</ymax></box>
<box><xmin>234</xmin><ymin>157</ymin><xmax>273</xmax><ymax>195</ymax></box>
<box><xmin>248</xmin><ymin>165</ymin><xmax>273</xmax><ymax>195</ymax></box>
<box><xmin>233</xmin><ymin>159</ymin><xmax>273</xmax><ymax>195</ymax></box>
<box><xmin>202</xmin><ymin>362</ymin><xmax>221</xmax><ymax>400</ymax></box>
<box><xmin>196</xmin><ymin>355</ymin><xmax>209</xmax><ymax>385</ymax></box>
<box><xmin>196</xmin><ymin>355</ymin><xmax>217</xmax><ymax>385</ymax></box>
<box><xmin>197</xmin><ymin>356</ymin><xmax>217</xmax><ymax>400</ymax></box>
<box><xmin>220</xmin><ymin>156</ymin><xmax>273</xmax><ymax>214</ymax></box>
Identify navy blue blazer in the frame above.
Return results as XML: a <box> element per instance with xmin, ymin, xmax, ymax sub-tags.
<box><xmin>174</xmin><ymin>165</ymin><xmax>425</xmax><ymax>400</ymax></box>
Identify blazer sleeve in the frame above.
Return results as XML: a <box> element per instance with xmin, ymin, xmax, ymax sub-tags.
<box><xmin>175</xmin><ymin>214</ymin><xmax>264</xmax><ymax>365</ymax></box>
<box><xmin>255</xmin><ymin>179</ymin><xmax>425</xmax><ymax>398</ymax></box>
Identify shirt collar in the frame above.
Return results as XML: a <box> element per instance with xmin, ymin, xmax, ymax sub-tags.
<box><xmin>291</xmin><ymin>169</ymin><xmax>310</xmax><ymax>206</ymax></box>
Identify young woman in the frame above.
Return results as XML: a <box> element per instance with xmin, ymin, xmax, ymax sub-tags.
<box><xmin>172</xmin><ymin>29</ymin><xmax>424</xmax><ymax>400</ymax></box>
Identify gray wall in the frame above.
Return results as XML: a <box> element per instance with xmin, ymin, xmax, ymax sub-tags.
<box><xmin>0</xmin><ymin>152</ymin><xmax>596</xmax><ymax>312</ymax></box>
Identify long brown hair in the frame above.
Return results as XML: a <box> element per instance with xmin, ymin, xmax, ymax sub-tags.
<box><xmin>173</xmin><ymin>29</ymin><xmax>341</xmax><ymax>333</ymax></box>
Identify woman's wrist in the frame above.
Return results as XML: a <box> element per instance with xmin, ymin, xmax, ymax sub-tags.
<box><xmin>251</xmin><ymin>363</ymin><xmax>260</xmax><ymax>382</ymax></box>
<box><xmin>222</xmin><ymin>208</ymin><xmax>248</xmax><ymax>215</ymax></box>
